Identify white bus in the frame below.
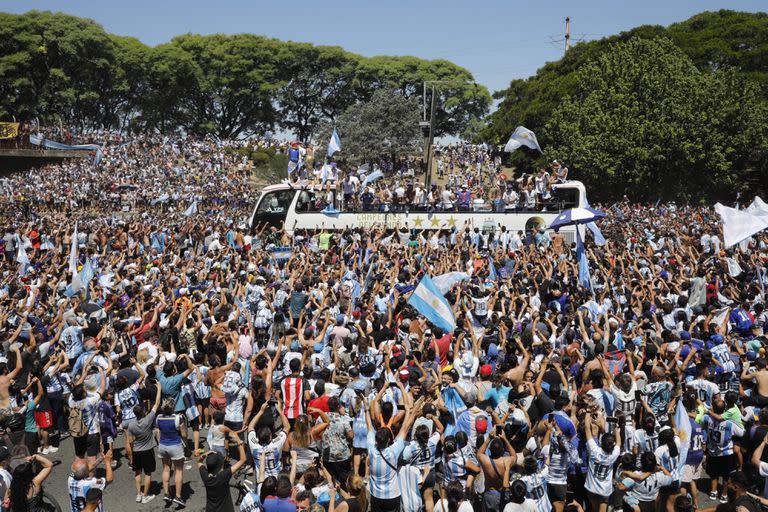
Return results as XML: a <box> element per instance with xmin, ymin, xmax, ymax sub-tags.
<box><xmin>249</xmin><ymin>180</ymin><xmax>586</xmax><ymax>243</ymax></box>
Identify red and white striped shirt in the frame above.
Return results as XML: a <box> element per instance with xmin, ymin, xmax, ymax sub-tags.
<box><xmin>281</xmin><ymin>377</ymin><xmax>305</xmax><ymax>419</ymax></box>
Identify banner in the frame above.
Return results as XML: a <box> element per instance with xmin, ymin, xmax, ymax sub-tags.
<box><xmin>0</xmin><ymin>122</ymin><xmax>19</xmax><ymax>139</ymax></box>
<box><xmin>604</xmin><ymin>350</ymin><xmax>626</xmax><ymax>376</ymax></box>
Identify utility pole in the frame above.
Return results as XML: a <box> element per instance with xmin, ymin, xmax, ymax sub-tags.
<box><xmin>425</xmin><ymin>84</ymin><xmax>437</xmax><ymax>190</ymax></box>
<box><xmin>565</xmin><ymin>17</ymin><xmax>571</xmax><ymax>54</ymax></box>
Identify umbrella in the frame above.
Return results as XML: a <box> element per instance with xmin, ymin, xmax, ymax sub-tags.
<box><xmin>549</xmin><ymin>207</ymin><xmax>607</xmax><ymax>231</ymax></box>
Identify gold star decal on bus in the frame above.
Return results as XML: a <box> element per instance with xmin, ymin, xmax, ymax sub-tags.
<box><xmin>413</xmin><ymin>216</ymin><xmax>423</xmax><ymax>227</ymax></box>
<box><xmin>447</xmin><ymin>216</ymin><xmax>457</xmax><ymax>227</ymax></box>
<box><xmin>430</xmin><ymin>217</ymin><xmax>441</xmax><ymax>227</ymax></box>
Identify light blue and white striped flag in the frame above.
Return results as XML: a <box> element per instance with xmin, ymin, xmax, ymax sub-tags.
<box><xmin>327</xmin><ymin>128</ymin><xmax>341</xmax><ymax>157</ymax></box>
<box><xmin>184</xmin><ymin>200</ymin><xmax>198</xmax><ymax>217</ymax></box>
<box><xmin>407</xmin><ymin>274</ymin><xmax>456</xmax><ymax>333</ymax></box>
<box><xmin>576</xmin><ymin>229</ymin><xmax>591</xmax><ymax>290</ymax></box>
<box><xmin>503</xmin><ymin>126</ymin><xmax>542</xmax><ymax>153</ymax></box>
<box><xmin>361</xmin><ymin>169</ymin><xmax>384</xmax><ymax>188</ymax></box>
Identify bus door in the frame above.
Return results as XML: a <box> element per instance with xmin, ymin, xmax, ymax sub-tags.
<box><xmin>252</xmin><ymin>190</ymin><xmax>296</xmax><ymax>230</ymax></box>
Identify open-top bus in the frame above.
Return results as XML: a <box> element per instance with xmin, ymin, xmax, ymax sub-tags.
<box><xmin>250</xmin><ymin>180</ymin><xmax>586</xmax><ymax>243</ymax></box>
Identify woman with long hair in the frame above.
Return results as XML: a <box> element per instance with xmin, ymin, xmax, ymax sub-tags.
<box><xmin>328</xmin><ymin>473</ymin><xmax>368</xmax><ymax>512</ymax></box>
<box><xmin>284</xmin><ymin>409</ymin><xmax>329</xmax><ymax>475</ymax></box>
<box><xmin>435</xmin><ymin>480</ymin><xmax>472</xmax><ymax>512</ymax></box>
<box><xmin>8</xmin><ymin>454</ymin><xmax>53</xmax><ymax>512</ymax></box>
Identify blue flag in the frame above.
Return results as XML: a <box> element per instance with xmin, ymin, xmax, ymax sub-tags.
<box><xmin>487</xmin><ymin>257</ymin><xmax>497</xmax><ymax>281</ymax></box>
<box><xmin>327</xmin><ymin>128</ymin><xmax>341</xmax><ymax>157</ymax></box>
<box><xmin>407</xmin><ymin>274</ymin><xmax>456</xmax><ymax>333</ymax></box>
<box><xmin>576</xmin><ymin>229</ymin><xmax>591</xmax><ymax>290</ymax></box>
<box><xmin>584</xmin><ymin>198</ymin><xmax>606</xmax><ymax>246</ymax></box>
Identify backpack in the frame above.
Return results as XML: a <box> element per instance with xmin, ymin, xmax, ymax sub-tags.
<box><xmin>68</xmin><ymin>404</ymin><xmax>88</xmax><ymax>438</ymax></box>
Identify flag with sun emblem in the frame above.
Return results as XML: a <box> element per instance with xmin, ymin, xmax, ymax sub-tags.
<box><xmin>504</xmin><ymin>126</ymin><xmax>542</xmax><ymax>153</ymax></box>
<box><xmin>407</xmin><ymin>274</ymin><xmax>456</xmax><ymax>333</ymax></box>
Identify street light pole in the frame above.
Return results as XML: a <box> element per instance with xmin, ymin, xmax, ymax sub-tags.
<box><xmin>425</xmin><ymin>84</ymin><xmax>437</xmax><ymax>190</ymax></box>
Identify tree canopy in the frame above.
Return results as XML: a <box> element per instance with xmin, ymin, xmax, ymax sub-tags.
<box><xmin>483</xmin><ymin>9</ymin><xmax>768</xmax><ymax>201</ymax></box>
<box><xmin>315</xmin><ymin>89</ymin><xmax>422</xmax><ymax>165</ymax></box>
<box><xmin>0</xmin><ymin>10</ymin><xmax>490</xmax><ymax>139</ymax></box>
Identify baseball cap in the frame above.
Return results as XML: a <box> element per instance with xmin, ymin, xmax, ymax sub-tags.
<box><xmin>480</xmin><ymin>364</ymin><xmax>492</xmax><ymax>377</ymax></box>
<box><xmin>399</xmin><ymin>369</ymin><xmax>410</xmax><ymax>382</ymax></box>
<box><xmin>475</xmin><ymin>418</ymin><xmax>488</xmax><ymax>434</ymax></box>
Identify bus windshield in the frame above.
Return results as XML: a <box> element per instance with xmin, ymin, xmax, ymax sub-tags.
<box><xmin>551</xmin><ymin>187</ymin><xmax>579</xmax><ymax>210</ymax></box>
<box><xmin>253</xmin><ymin>190</ymin><xmax>296</xmax><ymax>228</ymax></box>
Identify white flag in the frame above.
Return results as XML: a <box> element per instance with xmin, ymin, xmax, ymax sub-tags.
<box><xmin>68</xmin><ymin>222</ymin><xmax>79</xmax><ymax>275</ymax></box>
<box><xmin>714</xmin><ymin>202</ymin><xmax>768</xmax><ymax>247</ymax></box>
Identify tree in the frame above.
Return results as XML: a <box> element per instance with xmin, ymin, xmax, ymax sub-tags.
<box><xmin>0</xmin><ymin>10</ymin><xmax>122</xmax><ymax>129</ymax></box>
<box><xmin>276</xmin><ymin>43</ymin><xmax>359</xmax><ymax>141</ymax></box>
<box><xmin>545</xmin><ymin>37</ymin><xmax>768</xmax><ymax>201</ymax></box>
<box><xmin>355</xmin><ymin>56</ymin><xmax>491</xmax><ymax>137</ymax></box>
<box><xmin>168</xmin><ymin>34</ymin><xmax>283</xmax><ymax>138</ymax></box>
<box><xmin>482</xmin><ymin>10</ymin><xmax>768</xmax><ymax>150</ymax></box>
<box><xmin>315</xmin><ymin>89</ymin><xmax>422</xmax><ymax>165</ymax></box>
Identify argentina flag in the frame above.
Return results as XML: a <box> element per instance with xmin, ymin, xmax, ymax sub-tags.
<box><xmin>576</xmin><ymin>229</ymin><xmax>591</xmax><ymax>290</ymax></box>
<box><xmin>503</xmin><ymin>126</ymin><xmax>542</xmax><ymax>153</ymax></box>
<box><xmin>407</xmin><ymin>274</ymin><xmax>456</xmax><ymax>333</ymax></box>
<box><xmin>327</xmin><ymin>128</ymin><xmax>341</xmax><ymax>157</ymax></box>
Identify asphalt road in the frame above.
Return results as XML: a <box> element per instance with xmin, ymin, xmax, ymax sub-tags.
<box><xmin>44</xmin><ymin>430</ymin><xmax>241</xmax><ymax>512</ymax></box>
<box><xmin>41</xmin><ymin>430</ymin><xmax>725</xmax><ymax>512</ymax></box>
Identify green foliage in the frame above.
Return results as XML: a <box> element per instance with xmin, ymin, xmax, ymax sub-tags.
<box><xmin>545</xmin><ymin>38</ymin><xmax>768</xmax><ymax>201</ymax></box>
<box><xmin>250</xmin><ymin>151</ymin><xmax>271</xmax><ymax>167</ymax></box>
<box><xmin>0</xmin><ymin>11</ymin><xmax>489</xmax><ymax>139</ymax></box>
<box><xmin>484</xmin><ymin>9</ymin><xmax>768</xmax><ymax>200</ymax></box>
<box><xmin>315</xmin><ymin>89</ymin><xmax>422</xmax><ymax>165</ymax></box>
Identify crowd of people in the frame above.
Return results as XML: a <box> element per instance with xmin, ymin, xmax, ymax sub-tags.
<box><xmin>287</xmin><ymin>142</ymin><xmax>571</xmax><ymax>213</ymax></box>
<box><xmin>0</xmin><ymin>133</ymin><xmax>767</xmax><ymax>512</ymax></box>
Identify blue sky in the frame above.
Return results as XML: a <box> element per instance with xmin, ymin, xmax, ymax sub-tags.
<box><xmin>5</xmin><ymin>1</ymin><xmax>766</xmax><ymax>94</ymax></box>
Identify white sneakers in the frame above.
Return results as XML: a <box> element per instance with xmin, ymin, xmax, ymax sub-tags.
<box><xmin>39</xmin><ymin>446</ymin><xmax>58</xmax><ymax>455</ymax></box>
<box><xmin>141</xmin><ymin>495</ymin><xmax>156</xmax><ymax>504</ymax></box>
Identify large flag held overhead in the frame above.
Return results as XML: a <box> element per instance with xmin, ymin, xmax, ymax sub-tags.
<box><xmin>327</xmin><ymin>128</ymin><xmax>341</xmax><ymax>157</ymax></box>
<box><xmin>68</xmin><ymin>222</ymin><xmax>79</xmax><ymax>275</ymax></box>
<box><xmin>576</xmin><ymin>229</ymin><xmax>591</xmax><ymax>290</ymax></box>
<box><xmin>361</xmin><ymin>169</ymin><xmax>384</xmax><ymax>188</ymax></box>
<box><xmin>15</xmin><ymin>235</ymin><xmax>29</xmax><ymax>275</ymax></box>
<box><xmin>503</xmin><ymin>126</ymin><xmax>542</xmax><ymax>153</ymax></box>
<box><xmin>674</xmin><ymin>399</ymin><xmax>692</xmax><ymax>475</ymax></box>
<box><xmin>432</xmin><ymin>272</ymin><xmax>471</xmax><ymax>294</ymax></box>
<box><xmin>715</xmin><ymin>201</ymin><xmax>768</xmax><ymax>247</ymax></box>
<box><xmin>407</xmin><ymin>274</ymin><xmax>456</xmax><ymax>333</ymax></box>
<box><xmin>584</xmin><ymin>198</ymin><xmax>606</xmax><ymax>246</ymax></box>
<box><xmin>184</xmin><ymin>200</ymin><xmax>198</xmax><ymax>217</ymax></box>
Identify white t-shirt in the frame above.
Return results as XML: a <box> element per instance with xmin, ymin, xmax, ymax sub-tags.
<box><xmin>435</xmin><ymin>499</ymin><xmax>473</xmax><ymax>512</ymax></box>
<box><xmin>503</xmin><ymin>501</ymin><xmax>538</xmax><ymax>512</ymax></box>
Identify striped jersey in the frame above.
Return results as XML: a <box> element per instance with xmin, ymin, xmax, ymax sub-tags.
<box><xmin>115</xmin><ymin>383</ymin><xmax>140</xmax><ymax>423</ymax></box>
<box><xmin>248</xmin><ymin>430</ymin><xmax>287</xmax><ymax>477</ymax></box>
<box><xmin>585</xmin><ymin>438</ymin><xmax>620</xmax><ymax>497</ymax></box>
<box><xmin>367</xmin><ymin>432</ymin><xmax>405</xmax><ymax>499</ymax></box>
<box><xmin>398</xmin><ymin>465</ymin><xmax>424</xmax><ymax>512</ymax></box>
<box><xmin>654</xmin><ymin>437</ymin><xmax>682</xmax><ymax>481</ymax></box>
<box><xmin>542</xmin><ymin>433</ymin><xmax>579</xmax><ymax>485</ymax></box>
<box><xmin>700</xmin><ymin>416</ymin><xmax>744</xmax><ymax>456</ymax></box>
<box><xmin>67</xmin><ymin>475</ymin><xmax>106</xmax><ymax>512</ymax></box>
<box><xmin>239</xmin><ymin>492</ymin><xmax>262</xmax><ymax>512</ymax></box>
<box><xmin>521</xmin><ymin>468</ymin><xmax>550</xmax><ymax>512</ymax></box>
<box><xmin>280</xmin><ymin>376</ymin><xmax>305</xmax><ymax>419</ymax></box>
<box><xmin>403</xmin><ymin>432</ymin><xmax>440</xmax><ymax>470</ymax></box>
<box><xmin>622</xmin><ymin>472</ymin><xmax>672</xmax><ymax>504</ymax></box>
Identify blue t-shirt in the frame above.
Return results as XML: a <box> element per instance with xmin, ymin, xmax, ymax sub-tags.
<box><xmin>157</xmin><ymin>371</ymin><xmax>185</xmax><ymax>412</ymax></box>
<box><xmin>484</xmin><ymin>386</ymin><xmax>512</xmax><ymax>408</ymax></box>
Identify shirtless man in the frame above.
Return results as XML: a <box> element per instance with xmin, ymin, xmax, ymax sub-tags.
<box><xmin>741</xmin><ymin>357</ymin><xmax>768</xmax><ymax>407</ymax></box>
<box><xmin>476</xmin><ymin>431</ymin><xmax>517</xmax><ymax>512</ymax></box>
<box><xmin>0</xmin><ymin>345</ymin><xmax>23</xmax><ymax>410</ymax></box>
